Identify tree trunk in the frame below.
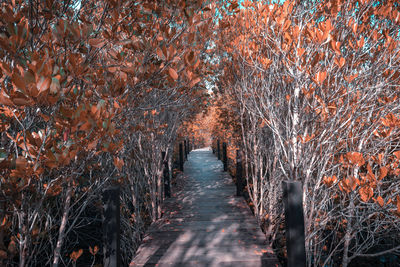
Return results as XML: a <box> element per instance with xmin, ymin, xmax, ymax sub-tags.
<box><xmin>342</xmin><ymin>193</ymin><xmax>355</xmax><ymax>267</ymax></box>
<box><xmin>52</xmin><ymin>183</ymin><xmax>73</xmax><ymax>267</ymax></box>
<box><xmin>18</xmin><ymin>191</ymin><xmax>29</xmax><ymax>267</ymax></box>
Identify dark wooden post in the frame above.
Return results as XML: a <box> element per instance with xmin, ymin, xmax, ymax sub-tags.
<box><xmin>222</xmin><ymin>142</ymin><xmax>228</xmax><ymax>171</ymax></box>
<box><xmin>103</xmin><ymin>185</ymin><xmax>121</xmax><ymax>267</ymax></box>
<box><xmin>212</xmin><ymin>139</ymin><xmax>215</xmax><ymax>154</ymax></box>
<box><xmin>217</xmin><ymin>139</ymin><xmax>221</xmax><ymax>160</ymax></box>
<box><xmin>236</xmin><ymin>150</ymin><xmax>243</xmax><ymax>196</ymax></box>
<box><xmin>184</xmin><ymin>140</ymin><xmax>188</xmax><ymax>160</ymax></box>
<box><xmin>179</xmin><ymin>143</ymin><xmax>184</xmax><ymax>171</ymax></box>
<box><xmin>282</xmin><ymin>181</ymin><xmax>306</xmax><ymax>267</ymax></box>
<box><xmin>162</xmin><ymin>152</ymin><xmax>171</xmax><ymax>198</ymax></box>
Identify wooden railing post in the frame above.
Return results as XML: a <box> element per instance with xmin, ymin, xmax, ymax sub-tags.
<box><xmin>184</xmin><ymin>140</ymin><xmax>188</xmax><ymax>160</ymax></box>
<box><xmin>179</xmin><ymin>143</ymin><xmax>184</xmax><ymax>171</ymax></box>
<box><xmin>103</xmin><ymin>185</ymin><xmax>121</xmax><ymax>267</ymax></box>
<box><xmin>236</xmin><ymin>150</ymin><xmax>243</xmax><ymax>196</ymax></box>
<box><xmin>217</xmin><ymin>139</ymin><xmax>221</xmax><ymax>160</ymax></box>
<box><xmin>222</xmin><ymin>142</ymin><xmax>228</xmax><ymax>171</ymax></box>
<box><xmin>282</xmin><ymin>181</ymin><xmax>306</xmax><ymax>267</ymax></box>
<box><xmin>162</xmin><ymin>151</ymin><xmax>171</xmax><ymax>198</ymax></box>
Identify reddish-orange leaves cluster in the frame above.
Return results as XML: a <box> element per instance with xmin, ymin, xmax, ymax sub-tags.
<box><xmin>70</xmin><ymin>249</ymin><xmax>83</xmax><ymax>262</ymax></box>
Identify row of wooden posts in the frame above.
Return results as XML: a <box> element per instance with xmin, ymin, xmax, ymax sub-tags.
<box><xmin>102</xmin><ymin>139</ymin><xmax>193</xmax><ymax>266</ymax></box>
<box><xmin>213</xmin><ymin>139</ymin><xmax>307</xmax><ymax>267</ymax></box>
<box><xmin>102</xmin><ymin>138</ymin><xmax>306</xmax><ymax>267</ymax></box>
<box><xmin>178</xmin><ymin>139</ymin><xmax>191</xmax><ymax>172</ymax></box>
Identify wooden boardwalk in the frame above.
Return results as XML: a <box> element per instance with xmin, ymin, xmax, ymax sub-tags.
<box><xmin>131</xmin><ymin>148</ymin><xmax>279</xmax><ymax>267</ymax></box>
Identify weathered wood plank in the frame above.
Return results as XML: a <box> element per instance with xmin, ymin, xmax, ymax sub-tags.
<box><xmin>131</xmin><ymin>148</ymin><xmax>279</xmax><ymax>267</ymax></box>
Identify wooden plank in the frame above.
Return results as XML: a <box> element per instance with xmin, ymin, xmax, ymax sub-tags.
<box><xmin>131</xmin><ymin>148</ymin><xmax>279</xmax><ymax>267</ymax></box>
<box><xmin>140</xmin><ymin>233</ymin><xmax>268</xmax><ymax>247</ymax></box>
<box><xmin>132</xmin><ymin>259</ymin><xmax>277</xmax><ymax>267</ymax></box>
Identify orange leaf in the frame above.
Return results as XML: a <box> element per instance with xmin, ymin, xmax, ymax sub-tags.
<box><xmin>87</xmin><ymin>138</ymin><xmax>98</xmax><ymax>150</ymax></box>
<box><xmin>37</xmin><ymin>76</ymin><xmax>51</xmax><ymax>92</ymax></box>
<box><xmin>397</xmin><ymin>196</ymin><xmax>400</xmax><ymax>213</ymax></box>
<box><xmin>0</xmin><ymin>62</ymin><xmax>12</xmax><ymax>76</ymax></box>
<box><xmin>367</xmin><ymin>163</ymin><xmax>373</xmax><ymax>177</ymax></box>
<box><xmin>12</xmin><ymin>98</ymin><xmax>31</xmax><ymax>106</ymax></box>
<box><xmin>189</xmin><ymin>77</ymin><xmax>201</xmax><ymax>88</ymax></box>
<box><xmin>113</xmin><ymin>156</ymin><xmax>124</xmax><ymax>171</ymax></box>
<box><xmin>359</xmin><ymin>186</ymin><xmax>373</xmax><ymax>202</ymax></box>
<box><xmin>376</xmin><ymin>196</ymin><xmax>384</xmax><ymax>207</ymax></box>
<box><xmin>345</xmin><ymin>73</ymin><xmax>358</xmax><ymax>82</ymax></box>
<box><xmin>108</xmin><ymin>66</ymin><xmax>118</xmax><ymax>73</ymax></box>
<box><xmin>0</xmin><ymin>217</ymin><xmax>6</xmax><ymax>227</ymax></box>
<box><xmin>393</xmin><ymin>151</ymin><xmax>400</xmax><ymax>160</ymax></box>
<box><xmin>315</xmin><ymin>71</ymin><xmax>327</xmax><ymax>84</ymax></box>
<box><xmin>378</xmin><ymin>166</ymin><xmax>388</xmax><ymax>180</ymax></box>
<box><xmin>168</xmin><ymin>68</ymin><xmax>178</xmax><ymax>80</ymax></box>
<box><xmin>12</xmin><ymin>72</ymin><xmax>26</xmax><ymax>90</ymax></box>
<box><xmin>334</xmin><ymin>57</ymin><xmax>345</xmax><ymax>68</ymax></box>
<box><xmin>89</xmin><ymin>38</ymin><xmax>105</xmax><ymax>48</ymax></box>
<box><xmin>357</xmin><ymin>37</ymin><xmax>364</xmax><ymax>48</ymax></box>
<box><xmin>70</xmin><ymin>249</ymin><xmax>83</xmax><ymax>262</ymax></box>
<box><xmin>339</xmin><ymin>177</ymin><xmax>358</xmax><ymax>193</ymax></box>
<box><xmin>352</xmin><ymin>22</ymin><xmax>358</xmax><ymax>34</ymax></box>
<box><xmin>346</xmin><ymin>152</ymin><xmax>365</xmax><ymax>166</ymax></box>
<box><xmin>0</xmin><ymin>90</ymin><xmax>14</xmax><ymax>106</ymax></box>
<box><xmin>50</xmin><ymin>77</ymin><xmax>60</xmax><ymax>94</ymax></box>
<box><xmin>185</xmin><ymin>51</ymin><xmax>195</xmax><ymax>65</ymax></box>
<box><xmin>330</xmin><ymin>41</ymin><xmax>341</xmax><ymax>54</ymax></box>
<box><xmin>339</xmin><ymin>57</ymin><xmax>346</xmax><ymax>67</ymax></box>
<box><xmin>156</xmin><ymin>47</ymin><xmax>165</xmax><ymax>60</ymax></box>
<box><xmin>378</xmin><ymin>153</ymin><xmax>384</xmax><ymax>165</ymax></box>
<box><xmin>79</xmin><ymin>121</ymin><xmax>92</xmax><ymax>132</ymax></box>
<box><xmin>89</xmin><ymin>245</ymin><xmax>99</xmax><ymax>255</ymax></box>
<box><xmin>323</xmin><ymin>175</ymin><xmax>337</xmax><ymax>187</ymax></box>
<box><xmin>297</xmin><ymin>47</ymin><xmax>305</xmax><ymax>57</ymax></box>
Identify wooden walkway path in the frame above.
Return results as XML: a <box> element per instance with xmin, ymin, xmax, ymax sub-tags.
<box><xmin>131</xmin><ymin>148</ymin><xmax>279</xmax><ymax>267</ymax></box>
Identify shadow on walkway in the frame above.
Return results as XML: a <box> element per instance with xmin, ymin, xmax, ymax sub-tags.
<box><xmin>130</xmin><ymin>147</ymin><xmax>279</xmax><ymax>267</ymax></box>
